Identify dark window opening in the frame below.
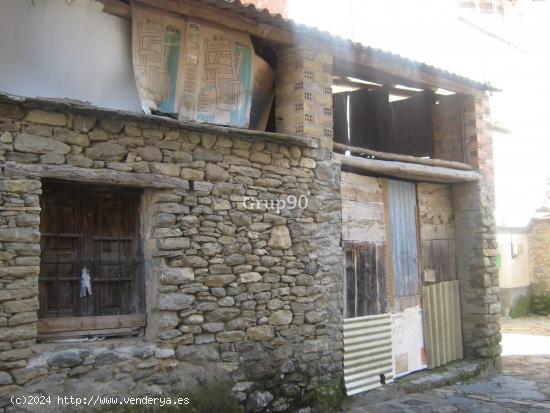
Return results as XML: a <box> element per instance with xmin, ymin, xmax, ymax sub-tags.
<box><xmin>38</xmin><ymin>181</ymin><xmax>145</xmax><ymax>339</ymax></box>
<box><xmin>333</xmin><ymin>81</ymin><xmax>437</xmax><ymax>157</ymax></box>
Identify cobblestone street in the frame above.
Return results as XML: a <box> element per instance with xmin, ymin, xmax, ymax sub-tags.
<box><xmin>344</xmin><ymin>318</ymin><xmax>550</xmax><ymax>413</ymax></box>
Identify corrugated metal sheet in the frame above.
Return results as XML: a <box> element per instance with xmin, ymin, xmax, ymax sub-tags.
<box><xmin>422</xmin><ymin>280</ymin><xmax>464</xmax><ymax>369</ymax></box>
<box><xmin>388</xmin><ymin>179</ymin><xmax>421</xmax><ymax>311</ymax></box>
<box><xmin>343</xmin><ymin>314</ymin><xmax>393</xmax><ymax>395</ymax></box>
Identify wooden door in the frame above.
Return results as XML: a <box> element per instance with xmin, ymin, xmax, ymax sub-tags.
<box><xmin>39</xmin><ymin>182</ymin><xmax>142</xmax><ymax>320</ymax></box>
<box><xmin>387</xmin><ymin>179</ymin><xmax>421</xmax><ymax>312</ymax></box>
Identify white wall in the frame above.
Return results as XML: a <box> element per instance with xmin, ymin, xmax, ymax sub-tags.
<box><xmin>0</xmin><ymin>0</ymin><xmax>141</xmax><ymax>112</ymax></box>
<box><xmin>498</xmin><ymin>231</ymin><xmax>530</xmax><ymax>289</ymax></box>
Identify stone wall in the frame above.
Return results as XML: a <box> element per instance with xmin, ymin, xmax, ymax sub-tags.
<box><xmin>452</xmin><ymin>94</ymin><xmax>501</xmax><ymax>361</ymax></box>
<box><xmin>0</xmin><ymin>96</ymin><xmax>343</xmax><ymax>411</ymax></box>
<box><xmin>529</xmin><ymin>218</ymin><xmax>550</xmax><ymax>294</ymax></box>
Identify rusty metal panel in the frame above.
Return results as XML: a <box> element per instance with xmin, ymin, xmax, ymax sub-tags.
<box><xmin>422</xmin><ymin>280</ymin><xmax>463</xmax><ymax>369</ymax></box>
<box><xmin>387</xmin><ymin>179</ymin><xmax>421</xmax><ymax>311</ymax></box>
<box><xmin>343</xmin><ymin>313</ymin><xmax>394</xmax><ymax>395</ymax></box>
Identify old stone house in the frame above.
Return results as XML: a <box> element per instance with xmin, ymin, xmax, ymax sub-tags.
<box><xmin>0</xmin><ymin>0</ymin><xmax>501</xmax><ymax>411</ymax></box>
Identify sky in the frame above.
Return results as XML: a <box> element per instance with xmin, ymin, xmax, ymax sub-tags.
<box><xmin>287</xmin><ymin>0</ymin><xmax>550</xmax><ymax>227</ymax></box>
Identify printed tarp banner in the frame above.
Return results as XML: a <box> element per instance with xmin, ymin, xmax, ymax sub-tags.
<box><xmin>392</xmin><ymin>306</ymin><xmax>427</xmax><ymax>377</ymax></box>
<box><xmin>131</xmin><ymin>2</ymin><xmax>255</xmax><ymax>128</ymax></box>
<box><xmin>131</xmin><ymin>3</ymin><xmax>186</xmax><ymax>114</ymax></box>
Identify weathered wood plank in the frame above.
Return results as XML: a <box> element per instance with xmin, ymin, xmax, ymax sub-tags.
<box><xmin>333</xmin><ymin>142</ymin><xmax>474</xmax><ymax>171</ymax></box>
<box><xmin>4</xmin><ymin>162</ymin><xmax>189</xmax><ymax>190</ymax></box>
<box><xmin>345</xmin><ymin>249</ymin><xmax>356</xmax><ymax>318</ymax></box>
<box><xmin>335</xmin><ymin>153</ymin><xmax>480</xmax><ymax>184</ymax></box>
<box><xmin>37</xmin><ymin>314</ymin><xmax>146</xmax><ymax>333</ymax></box>
<box><xmin>342</xmin><ymin>220</ymin><xmax>385</xmax><ymax>244</ymax></box>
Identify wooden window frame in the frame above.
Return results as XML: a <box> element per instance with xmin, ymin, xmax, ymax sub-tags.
<box><xmin>37</xmin><ymin>181</ymin><xmax>146</xmax><ymax>339</ymax></box>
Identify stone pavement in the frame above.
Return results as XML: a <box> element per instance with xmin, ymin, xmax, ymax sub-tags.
<box><xmin>343</xmin><ymin>355</ymin><xmax>550</xmax><ymax>412</ymax></box>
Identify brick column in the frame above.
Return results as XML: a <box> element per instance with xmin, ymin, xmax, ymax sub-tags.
<box><xmin>274</xmin><ymin>44</ymin><xmax>334</xmax><ymax>149</ymax></box>
<box><xmin>453</xmin><ymin>93</ymin><xmax>501</xmax><ymax>360</ymax></box>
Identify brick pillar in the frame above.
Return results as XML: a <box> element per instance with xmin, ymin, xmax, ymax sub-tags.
<box><xmin>453</xmin><ymin>93</ymin><xmax>501</xmax><ymax>360</ymax></box>
<box><xmin>275</xmin><ymin>44</ymin><xmax>334</xmax><ymax>150</ymax></box>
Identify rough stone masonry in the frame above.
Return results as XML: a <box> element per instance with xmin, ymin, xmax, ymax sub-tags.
<box><xmin>0</xmin><ymin>97</ymin><xmax>343</xmax><ymax>412</ymax></box>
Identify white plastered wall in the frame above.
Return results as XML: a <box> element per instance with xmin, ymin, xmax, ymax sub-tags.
<box><xmin>0</xmin><ymin>0</ymin><xmax>141</xmax><ymax>112</ymax></box>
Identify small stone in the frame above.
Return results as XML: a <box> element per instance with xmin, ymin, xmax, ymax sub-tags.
<box><xmin>158</xmin><ymin>293</ymin><xmax>194</xmax><ymax>310</ymax></box>
<box><xmin>202</xmin><ymin>322</ymin><xmax>224</xmax><ymax>333</ymax></box>
<box><xmin>14</xmin><ymin>133</ymin><xmax>70</xmax><ymax>154</ymax></box>
<box><xmin>158</xmin><ymin>237</ymin><xmax>190</xmax><ymax>250</ymax></box>
<box><xmin>154</xmin><ymin>348</ymin><xmax>175</xmax><ymax>359</ymax></box>
<box><xmin>269</xmin><ymin>310</ymin><xmax>293</xmax><ymax>325</ymax></box>
<box><xmin>181</xmin><ymin>168</ymin><xmax>205</xmax><ymax>180</ymax></box>
<box><xmin>157</xmin><ymin>312</ymin><xmax>179</xmax><ymax>329</ymax></box>
<box><xmin>100</xmin><ymin>118</ymin><xmax>124</xmax><ymax>133</ymax></box>
<box><xmin>0</xmin><ymin>228</ymin><xmax>40</xmax><ymax>242</ymax></box>
<box><xmin>240</xmin><ymin>272</ymin><xmax>262</xmax><ymax>283</ymax></box>
<box><xmin>25</xmin><ymin>110</ymin><xmax>66</xmax><ymax>126</ymax></box>
<box><xmin>204</xmin><ymin>274</ymin><xmax>236</xmax><ymax>287</ymax></box>
<box><xmin>205</xmin><ymin>308</ymin><xmax>241</xmax><ymax>322</ymax></box>
<box><xmin>40</xmin><ymin>153</ymin><xmax>65</xmax><ymax>164</ymax></box>
<box><xmin>194</xmin><ymin>148</ymin><xmax>223</xmax><ymax>162</ymax></box>
<box><xmin>67</xmin><ymin>154</ymin><xmax>93</xmax><ymax>168</ymax></box>
<box><xmin>250</xmin><ymin>152</ymin><xmax>272</xmax><ymax>165</ymax></box>
<box><xmin>12</xmin><ymin>367</ymin><xmax>46</xmax><ymax>385</ymax></box>
<box><xmin>201</xmin><ymin>134</ymin><xmax>217</xmax><ymax>149</ymax></box>
<box><xmin>268</xmin><ymin>225</ymin><xmax>292</xmax><ymax>250</ymax></box>
<box><xmin>175</xmin><ymin>344</ymin><xmax>219</xmax><ymax>363</ymax></box>
<box><xmin>247</xmin><ymin>391</ymin><xmax>274</xmax><ymax>413</ymax></box>
<box><xmin>0</xmin><ymin>131</ymin><xmax>13</xmax><ymax>143</ymax></box>
<box><xmin>138</xmin><ymin>146</ymin><xmax>163</xmax><ymax>162</ymax></box>
<box><xmin>267</xmin><ymin>299</ymin><xmax>284</xmax><ymax>310</ymax></box>
<box><xmin>205</xmin><ymin>163</ymin><xmax>229</xmax><ymax>182</ymax></box>
<box><xmin>154</xmin><ymin>213</ymin><xmax>176</xmax><ymax>227</ymax></box>
<box><xmin>54</xmin><ymin>128</ymin><xmax>89</xmax><ymax>146</ymax></box>
<box><xmin>184</xmin><ymin>314</ymin><xmax>204</xmax><ymax>325</ymax></box>
<box><xmin>202</xmin><ymin>242</ymin><xmax>223</xmax><ymax>256</ymax></box>
<box><xmin>89</xmin><ymin>129</ymin><xmax>108</xmax><ymax>141</ymax></box>
<box><xmin>218</xmin><ymin>296</ymin><xmax>235</xmax><ymax>307</ymax></box>
<box><xmin>195</xmin><ymin>334</ymin><xmax>216</xmax><ymax>344</ymax></box>
<box><xmin>72</xmin><ymin>114</ymin><xmax>96</xmax><ymax>132</ymax></box>
<box><xmin>281</xmin><ymin>360</ymin><xmax>295</xmax><ymax>374</ymax></box>
<box><xmin>95</xmin><ymin>351</ymin><xmax>126</xmax><ymax>365</ymax></box>
<box><xmin>225</xmin><ymin>254</ymin><xmax>246</xmax><ymax>266</ymax></box>
<box><xmin>0</xmin><ymin>179</ymin><xmax>40</xmax><ymax>193</ymax></box>
<box><xmin>0</xmin><ymin>371</ymin><xmax>13</xmax><ymax>385</ymax></box>
<box><xmin>179</xmin><ymin>256</ymin><xmax>208</xmax><ymax>268</ymax></box>
<box><xmin>150</xmin><ymin>163</ymin><xmax>180</xmax><ymax>177</ymax></box>
<box><xmin>132</xmin><ymin>346</ymin><xmax>156</xmax><ymax>359</ymax></box>
<box><xmin>85</xmin><ymin>142</ymin><xmax>127</xmax><ymax>161</ymax></box>
<box><xmin>289</xmin><ymin>147</ymin><xmax>301</xmax><ymax>159</ymax></box>
<box><xmin>247</xmin><ymin>325</ymin><xmax>275</xmax><ymax>341</ymax></box>
<box><xmin>300</xmin><ymin>158</ymin><xmax>316</xmax><ymax>168</ymax></box>
<box><xmin>160</xmin><ymin>267</ymin><xmax>194</xmax><ymax>284</ymax></box>
<box><xmin>48</xmin><ymin>350</ymin><xmax>82</xmax><ymax>368</ymax></box>
<box><xmin>216</xmin><ymin>331</ymin><xmax>245</xmax><ymax>343</ymax></box>
<box><xmin>229</xmin><ymin>211</ymin><xmax>252</xmax><ymax>226</ymax></box>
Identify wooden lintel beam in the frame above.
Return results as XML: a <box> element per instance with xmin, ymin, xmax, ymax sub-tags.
<box><xmin>334</xmin><ymin>153</ymin><xmax>480</xmax><ymax>184</ymax></box>
<box><xmin>4</xmin><ymin>162</ymin><xmax>190</xmax><ymax>190</ymax></box>
<box><xmin>101</xmin><ymin>0</ymin><xmax>131</xmax><ymax>19</ymax></box>
<box><xmin>333</xmin><ymin>142</ymin><xmax>474</xmax><ymax>171</ymax></box>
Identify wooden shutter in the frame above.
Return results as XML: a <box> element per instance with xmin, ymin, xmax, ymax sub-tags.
<box><xmin>38</xmin><ymin>181</ymin><xmax>144</xmax><ymax>338</ymax></box>
<box><xmin>343</xmin><ymin>242</ymin><xmax>387</xmax><ymax>318</ymax></box>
